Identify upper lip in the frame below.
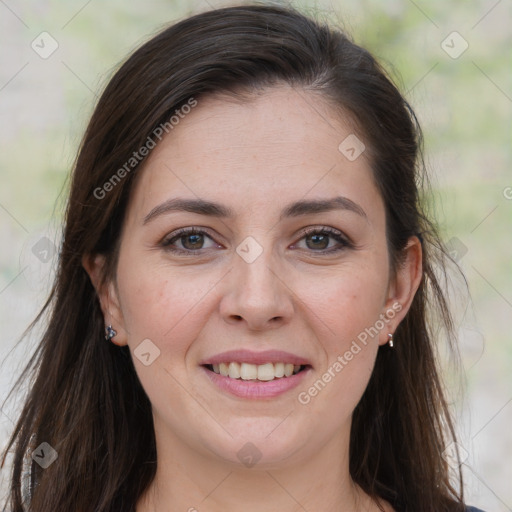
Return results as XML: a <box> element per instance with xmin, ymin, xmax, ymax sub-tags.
<box><xmin>200</xmin><ymin>349</ymin><xmax>312</xmax><ymax>367</ymax></box>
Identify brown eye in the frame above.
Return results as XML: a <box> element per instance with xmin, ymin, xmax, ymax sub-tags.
<box><xmin>180</xmin><ymin>232</ymin><xmax>205</xmax><ymax>250</ymax></box>
<box><xmin>305</xmin><ymin>232</ymin><xmax>330</xmax><ymax>250</ymax></box>
<box><xmin>162</xmin><ymin>228</ymin><xmax>220</xmax><ymax>254</ymax></box>
<box><xmin>293</xmin><ymin>227</ymin><xmax>352</xmax><ymax>254</ymax></box>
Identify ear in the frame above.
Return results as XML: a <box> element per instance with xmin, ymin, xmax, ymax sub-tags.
<box><xmin>82</xmin><ymin>253</ymin><xmax>128</xmax><ymax>346</ymax></box>
<box><xmin>378</xmin><ymin>236</ymin><xmax>423</xmax><ymax>346</ymax></box>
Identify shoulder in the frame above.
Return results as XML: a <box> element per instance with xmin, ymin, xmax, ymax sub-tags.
<box><xmin>466</xmin><ymin>506</ymin><xmax>486</xmax><ymax>512</ymax></box>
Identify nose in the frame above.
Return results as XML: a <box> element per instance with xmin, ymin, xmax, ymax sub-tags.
<box><xmin>219</xmin><ymin>242</ymin><xmax>294</xmax><ymax>332</ymax></box>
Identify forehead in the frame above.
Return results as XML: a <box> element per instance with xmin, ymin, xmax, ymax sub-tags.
<box><xmin>127</xmin><ymin>85</ymin><xmax>382</xmax><ymax>224</ymax></box>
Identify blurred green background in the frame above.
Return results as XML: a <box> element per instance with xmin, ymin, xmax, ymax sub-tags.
<box><xmin>0</xmin><ymin>0</ymin><xmax>511</xmax><ymax>509</ymax></box>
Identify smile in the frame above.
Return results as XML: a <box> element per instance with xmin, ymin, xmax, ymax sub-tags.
<box><xmin>204</xmin><ymin>362</ymin><xmax>309</xmax><ymax>381</ymax></box>
<box><xmin>201</xmin><ymin>361</ymin><xmax>312</xmax><ymax>399</ymax></box>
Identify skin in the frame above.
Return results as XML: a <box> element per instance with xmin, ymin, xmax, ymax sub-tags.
<box><xmin>84</xmin><ymin>85</ymin><xmax>422</xmax><ymax>512</ymax></box>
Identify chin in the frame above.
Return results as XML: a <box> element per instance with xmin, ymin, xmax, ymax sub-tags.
<box><xmin>200</xmin><ymin>419</ymin><xmax>309</xmax><ymax>469</ymax></box>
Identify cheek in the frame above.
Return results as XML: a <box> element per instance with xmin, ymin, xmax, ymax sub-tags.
<box><xmin>116</xmin><ymin>258</ymin><xmax>215</xmax><ymax>355</ymax></box>
<box><xmin>115</xmin><ymin>262</ymin><xmax>218</xmax><ymax>415</ymax></box>
<box><xmin>301</xmin><ymin>261</ymin><xmax>388</xmax><ymax>342</ymax></box>
<box><xmin>298</xmin><ymin>343</ymin><xmax>376</xmax><ymax>440</ymax></box>
<box><xmin>293</xmin><ymin>262</ymin><xmax>387</xmax><ymax>418</ymax></box>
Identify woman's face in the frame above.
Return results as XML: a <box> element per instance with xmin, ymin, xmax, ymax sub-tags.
<box><xmin>93</xmin><ymin>86</ymin><xmax>420</xmax><ymax>469</ymax></box>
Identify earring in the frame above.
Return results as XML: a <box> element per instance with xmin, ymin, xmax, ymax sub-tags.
<box><xmin>105</xmin><ymin>325</ymin><xmax>117</xmax><ymax>341</ymax></box>
<box><xmin>387</xmin><ymin>333</ymin><xmax>394</xmax><ymax>348</ymax></box>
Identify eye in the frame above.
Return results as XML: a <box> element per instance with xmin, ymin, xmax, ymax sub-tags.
<box><xmin>292</xmin><ymin>226</ymin><xmax>352</xmax><ymax>254</ymax></box>
<box><xmin>161</xmin><ymin>226</ymin><xmax>352</xmax><ymax>256</ymax></box>
<box><xmin>161</xmin><ymin>227</ymin><xmax>221</xmax><ymax>254</ymax></box>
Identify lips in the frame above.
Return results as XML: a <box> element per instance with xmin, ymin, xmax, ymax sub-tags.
<box><xmin>199</xmin><ymin>349</ymin><xmax>313</xmax><ymax>397</ymax></box>
<box><xmin>201</xmin><ymin>363</ymin><xmax>312</xmax><ymax>399</ymax></box>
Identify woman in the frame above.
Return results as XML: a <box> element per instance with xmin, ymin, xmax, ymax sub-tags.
<box><xmin>1</xmin><ymin>4</ymin><xmax>485</xmax><ymax>511</ymax></box>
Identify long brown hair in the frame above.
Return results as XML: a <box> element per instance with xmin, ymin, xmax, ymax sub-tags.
<box><xmin>2</xmin><ymin>4</ymin><xmax>466</xmax><ymax>511</ymax></box>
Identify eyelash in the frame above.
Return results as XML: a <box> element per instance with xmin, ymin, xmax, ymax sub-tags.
<box><xmin>161</xmin><ymin>226</ymin><xmax>353</xmax><ymax>256</ymax></box>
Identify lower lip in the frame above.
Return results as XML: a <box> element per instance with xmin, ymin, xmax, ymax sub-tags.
<box><xmin>201</xmin><ymin>366</ymin><xmax>311</xmax><ymax>399</ymax></box>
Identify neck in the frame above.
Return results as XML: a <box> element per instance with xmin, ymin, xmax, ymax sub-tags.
<box><xmin>136</xmin><ymin>416</ymin><xmax>389</xmax><ymax>512</ymax></box>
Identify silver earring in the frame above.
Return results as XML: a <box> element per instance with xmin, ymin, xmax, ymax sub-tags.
<box><xmin>105</xmin><ymin>325</ymin><xmax>117</xmax><ymax>341</ymax></box>
<box><xmin>387</xmin><ymin>333</ymin><xmax>394</xmax><ymax>348</ymax></box>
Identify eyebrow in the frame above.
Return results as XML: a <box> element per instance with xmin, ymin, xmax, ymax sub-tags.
<box><xmin>143</xmin><ymin>195</ymin><xmax>367</xmax><ymax>225</ymax></box>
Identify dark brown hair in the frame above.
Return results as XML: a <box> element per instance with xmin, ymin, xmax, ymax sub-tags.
<box><xmin>2</xmin><ymin>4</ymin><xmax>466</xmax><ymax>511</ymax></box>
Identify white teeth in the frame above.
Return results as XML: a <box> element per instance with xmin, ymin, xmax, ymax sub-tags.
<box><xmin>257</xmin><ymin>363</ymin><xmax>275</xmax><ymax>381</ymax></box>
<box><xmin>240</xmin><ymin>362</ymin><xmax>258</xmax><ymax>380</ymax></box>
<box><xmin>219</xmin><ymin>362</ymin><xmax>229</xmax><ymax>377</ymax></box>
<box><xmin>209</xmin><ymin>362</ymin><xmax>304</xmax><ymax>381</ymax></box>
<box><xmin>274</xmin><ymin>362</ymin><xmax>285</xmax><ymax>378</ymax></box>
<box><xmin>228</xmin><ymin>362</ymin><xmax>241</xmax><ymax>379</ymax></box>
